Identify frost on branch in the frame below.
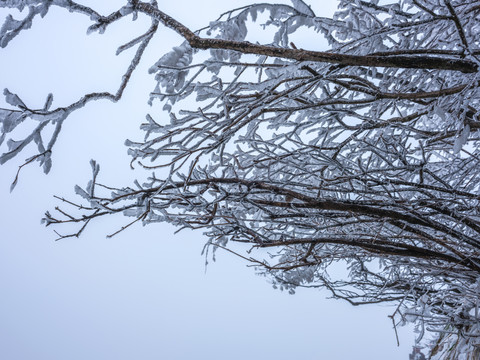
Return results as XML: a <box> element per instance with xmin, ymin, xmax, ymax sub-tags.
<box><xmin>0</xmin><ymin>89</ymin><xmax>64</xmax><ymax>190</ymax></box>
<box><xmin>0</xmin><ymin>0</ymin><xmax>159</xmax><ymax>188</ymax></box>
<box><xmin>3</xmin><ymin>0</ymin><xmax>480</xmax><ymax>357</ymax></box>
<box><xmin>0</xmin><ymin>1</ymin><xmax>51</xmax><ymax>47</ymax></box>
<box><xmin>0</xmin><ymin>0</ymin><xmax>94</xmax><ymax>47</ymax></box>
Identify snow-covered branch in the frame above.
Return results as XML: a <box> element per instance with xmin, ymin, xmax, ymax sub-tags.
<box><xmin>2</xmin><ymin>0</ymin><xmax>480</xmax><ymax>357</ymax></box>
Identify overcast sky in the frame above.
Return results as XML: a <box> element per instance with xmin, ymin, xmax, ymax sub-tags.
<box><xmin>0</xmin><ymin>1</ymin><xmax>414</xmax><ymax>359</ymax></box>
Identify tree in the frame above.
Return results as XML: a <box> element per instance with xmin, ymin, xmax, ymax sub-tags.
<box><xmin>1</xmin><ymin>0</ymin><xmax>480</xmax><ymax>357</ymax></box>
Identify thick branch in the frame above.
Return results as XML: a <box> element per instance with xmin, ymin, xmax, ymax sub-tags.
<box><xmin>258</xmin><ymin>236</ymin><xmax>473</xmax><ymax>270</ymax></box>
<box><xmin>135</xmin><ymin>2</ymin><xmax>478</xmax><ymax>73</ymax></box>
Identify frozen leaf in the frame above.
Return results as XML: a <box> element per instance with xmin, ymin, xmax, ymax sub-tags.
<box><xmin>43</xmin><ymin>93</ymin><xmax>53</xmax><ymax>111</ymax></box>
<box><xmin>290</xmin><ymin>0</ymin><xmax>315</xmax><ymax>16</ymax></box>
<box><xmin>74</xmin><ymin>185</ymin><xmax>90</xmax><ymax>200</ymax></box>
<box><xmin>3</xmin><ymin>88</ymin><xmax>25</xmax><ymax>108</ymax></box>
<box><xmin>0</xmin><ymin>109</ymin><xmax>25</xmax><ymax>133</ymax></box>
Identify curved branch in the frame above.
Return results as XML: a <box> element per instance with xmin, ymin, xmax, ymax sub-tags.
<box><xmin>135</xmin><ymin>2</ymin><xmax>479</xmax><ymax>73</ymax></box>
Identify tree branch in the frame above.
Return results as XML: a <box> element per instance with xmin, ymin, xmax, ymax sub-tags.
<box><xmin>135</xmin><ymin>2</ymin><xmax>478</xmax><ymax>73</ymax></box>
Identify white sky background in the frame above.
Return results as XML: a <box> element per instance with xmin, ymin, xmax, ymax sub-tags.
<box><xmin>0</xmin><ymin>1</ymin><xmax>415</xmax><ymax>359</ymax></box>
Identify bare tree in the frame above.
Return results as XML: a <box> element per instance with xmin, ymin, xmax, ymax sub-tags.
<box><xmin>2</xmin><ymin>0</ymin><xmax>480</xmax><ymax>357</ymax></box>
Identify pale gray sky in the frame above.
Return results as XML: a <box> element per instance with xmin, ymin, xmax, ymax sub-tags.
<box><xmin>0</xmin><ymin>1</ymin><xmax>414</xmax><ymax>359</ymax></box>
